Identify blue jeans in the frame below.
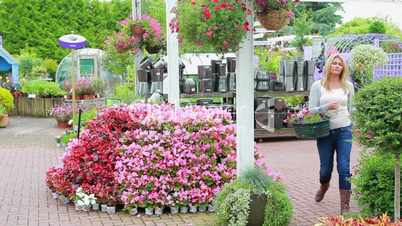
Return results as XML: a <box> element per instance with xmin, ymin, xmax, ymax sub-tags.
<box><xmin>316</xmin><ymin>125</ymin><xmax>353</xmax><ymax>190</ymax></box>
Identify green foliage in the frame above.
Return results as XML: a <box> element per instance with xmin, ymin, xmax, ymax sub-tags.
<box><xmin>214</xmin><ymin>167</ymin><xmax>293</xmax><ymax>226</ymax></box>
<box><xmin>142</xmin><ymin>0</ymin><xmax>166</xmax><ymax>36</ymax></box>
<box><xmin>239</xmin><ymin>167</ymin><xmax>273</xmax><ymax>195</ymax></box>
<box><xmin>331</xmin><ymin>17</ymin><xmax>402</xmax><ymax>40</ymax></box>
<box><xmin>0</xmin><ymin>105</ymin><xmax>7</xmax><ymax>115</ymax></box>
<box><xmin>263</xmin><ymin>182</ymin><xmax>293</xmax><ymax>226</ymax></box>
<box><xmin>59</xmin><ymin>130</ymin><xmax>77</xmax><ymax>145</ymax></box>
<box><xmin>0</xmin><ymin>0</ymin><xmax>131</xmax><ymax>61</ymax></box>
<box><xmin>282</xmin><ymin>95</ymin><xmax>305</xmax><ymax>107</ymax></box>
<box><xmin>0</xmin><ymin>87</ymin><xmax>14</xmax><ymax>112</ymax></box>
<box><xmin>352</xmin><ymin>77</ymin><xmax>402</xmax><ymax>153</ymax></box>
<box><xmin>368</xmin><ymin>19</ymin><xmax>386</xmax><ymax>34</ymax></box>
<box><xmin>352</xmin><ymin>151</ymin><xmax>402</xmax><ymax>216</ymax></box>
<box><xmin>350</xmin><ymin>44</ymin><xmax>388</xmax><ymax>88</ymax></box>
<box><xmin>21</xmin><ymin>80</ymin><xmax>66</xmax><ymax>97</ymax></box>
<box><xmin>16</xmin><ymin>48</ymin><xmax>43</xmax><ymax>79</ymax></box>
<box><xmin>255</xmin><ymin>48</ymin><xmax>282</xmax><ymax>75</ymax></box>
<box><xmin>291</xmin><ymin>12</ymin><xmax>313</xmax><ymax>51</ymax></box>
<box><xmin>41</xmin><ymin>59</ymin><xmax>59</xmax><ymax>80</ymax></box>
<box><xmin>303</xmin><ymin>113</ymin><xmax>322</xmax><ymax>124</ymax></box>
<box><xmin>73</xmin><ymin>107</ymin><xmax>97</xmax><ymax>128</ymax></box>
<box><xmin>91</xmin><ymin>78</ymin><xmax>105</xmax><ymax>97</ymax></box>
<box><xmin>291</xmin><ymin>3</ymin><xmax>343</xmax><ymax>36</ymax></box>
<box><xmin>113</xmin><ymin>83</ymin><xmax>138</xmax><ymax>104</ymax></box>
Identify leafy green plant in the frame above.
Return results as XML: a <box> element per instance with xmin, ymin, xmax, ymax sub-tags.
<box><xmin>331</xmin><ymin>17</ymin><xmax>402</xmax><ymax>40</ymax></box>
<box><xmin>21</xmin><ymin>80</ymin><xmax>66</xmax><ymax>98</ymax></box>
<box><xmin>350</xmin><ymin>44</ymin><xmax>387</xmax><ymax>89</ymax></box>
<box><xmin>59</xmin><ymin>130</ymin><xmax>77</xmax><ymax>146</ymax></box>
<box><xmin>368</xmin><ymin>19</ymin><xmax>386</xmax><ymax>34</ymax></box>
<box><xmin>0</xmin><ymin>105</ymin><xmax>7</xmax><ymax>115</ymax></box>
<box><xmin>113</xmin><ymin>83</ymin><xmax>138</xmax><ymax>104</ymax></box>
<box><xmin>73</xmin><ymin>107</ymin><xmax>97</xmax><ymax>128</ymax></box>
<box><xmin>214</xmin><ymin>167</ymin><xmax>293</xmax><ymax>226</ymax></box>
<box><xmin>282</xmin><ymin>95</ymin><xmax>305</xmax><ymax>107</ymax></box>
<box><xmin>291</xmin><ymin>12</ymin><xmax>313</xmax><ymax>51</ymax></box>
<box><xmin>353</xmin><ymin>77</ymin><xmax>402</xmax><ymax>219</ymax></box>
<box><xmin>352</xmin><ymin>151</ymin><xmax>401</xmax><ymax>217</ymax></box>
<box><xmin>0</xmin><ymin>87</ymin><xmax>14</xmax><ymax>112</ymax></box>
<box><xmin>255</xmin><ymin>48</ymin><xmax>282</xmax><ymax>75</ymax></box>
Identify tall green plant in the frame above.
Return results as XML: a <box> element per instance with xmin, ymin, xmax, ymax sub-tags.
<box><xmin>353</xmin><ymin>77</ymin><xmax>402</xmax><ymax>219</ymax></box>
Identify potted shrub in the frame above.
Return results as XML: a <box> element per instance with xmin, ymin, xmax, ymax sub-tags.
<box><xmin>254</xmin><ymin>0</ymin><xmax>298</xmax><ymax>30</ymax></box>
<box><xmin>50</xmin><ymin>105</ymin><xmax>73</xmax><ymax>129</ymax></box>
<box><xmin>0</xmin><ymin>87</ymin><xmax>14</xmax><ymax>128</ymax></box>
<box><xmin>174</xmin><ymin>0</ymin><xmax>250</xmax><ymax>54</ymax></box>
<box><xmin>214</xmin><ymin>166</ymin><xmax>293</xmax><ymax>226</ymax></box>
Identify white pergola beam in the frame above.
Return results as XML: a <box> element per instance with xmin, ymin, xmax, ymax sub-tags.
<box><xmin>166</xmin><ymin>0</ymin><xmax>180</xmax><ymax>107</ymax></box>
<box><xmin>236</xmin><ymin>0</ymin><xmax>255</xmax><ymax>176</ymax></box>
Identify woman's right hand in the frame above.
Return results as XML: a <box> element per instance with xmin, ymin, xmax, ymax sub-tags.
<box><xmin>327</xmin><ymin>101</ymin><xmax>338</xmax><ymax>110</ymax></box>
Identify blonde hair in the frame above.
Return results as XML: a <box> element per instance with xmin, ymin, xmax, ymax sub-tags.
<box><xmin>321</xmin><ymin>54</ymin><xmax>349</xmax><ymax>92</ymax></box>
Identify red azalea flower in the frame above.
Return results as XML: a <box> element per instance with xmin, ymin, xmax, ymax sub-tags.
<box><xmin>203</xmin><ymin>7</ymin><xmax>211</xmax><ymax>19</ymax></box>
<box><xmin>212</xmin><ymin>0</ymin><xmax>219</xmax><ymax>2</ymax></box>
<box><xmin>242</xmin><ymin>21</ymin><xmax>250</xmax><ymax>31</ymax></box>
<box><xmin>213</xmin><ymin>5</ymin><xmax>221</xmax><ymax>11</ymax></box>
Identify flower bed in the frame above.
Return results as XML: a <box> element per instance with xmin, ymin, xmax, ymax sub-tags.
<box><xmin>47</xmin><ymin>104</ymin><xmax>240</xmax><ymax>208</ymax></box>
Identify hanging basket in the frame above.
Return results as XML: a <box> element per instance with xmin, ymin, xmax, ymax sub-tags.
<box><xmin>257</xmin><ymin>10</ymin><xmax>290</xmax><ymax>31</ymax></box>
<box><xmin>293</xmin><ymin>119</ymin><xmax>330</xmax><ymax>139</ymax></box>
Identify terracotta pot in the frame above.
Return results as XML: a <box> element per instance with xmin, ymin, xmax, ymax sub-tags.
<box><xmin>57</xmin><ymin>120</ymin><xmax>70</xmax><ymax>129</ymax></box>
<box><xmin>257</xmin><ymin>10</ymin><xmax>290</xmax><ymax>30</ymax></box>
<box><xmin>0</xmin><ymin>114</ymin><xmax>9</xmax><ymax>128</ymax></box>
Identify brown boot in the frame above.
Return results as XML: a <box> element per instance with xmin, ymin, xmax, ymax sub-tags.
<box><xmin>315</xmin><ymin>183</ymin><xmax>330</xmax><ymax>202</ymax></box>
<box><xmin>339</xmin><ymin>189</ymin><xmax>351</xmax><ymax>215</ymax></box>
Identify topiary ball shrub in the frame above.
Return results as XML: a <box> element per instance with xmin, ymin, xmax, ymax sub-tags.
<box><xmin>353</xmin><ymin>77</ymin><xmax>402</xmax><ymax>153</ymax></box>
<box><xmin>0</xmin><ymin>87</ymin><xmax>14</xmax><ymax>112</ymax></box>
<box><xmin>352</xmin><ymin>151</ymin><xmax>402</xmax><ymax>217</ymax></box>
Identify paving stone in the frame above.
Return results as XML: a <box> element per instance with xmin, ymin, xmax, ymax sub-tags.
<box><xmin>0</xmin><ymin>117</ymin><xmax>361</xmax><ymax>226</ymax></box>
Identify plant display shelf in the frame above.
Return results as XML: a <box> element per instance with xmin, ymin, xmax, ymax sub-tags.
<box><xmin>254</xmin><ymin>90</ymin><xmax>309</xmax><ymax>139</ymax></box>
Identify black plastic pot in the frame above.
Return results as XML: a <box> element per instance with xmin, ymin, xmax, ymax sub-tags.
<box><xmin>247</xmin><ymin>193</ymin><xmax>267</xmax><ymax>226</ymax></box>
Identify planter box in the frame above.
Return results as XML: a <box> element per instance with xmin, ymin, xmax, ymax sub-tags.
<box><xmin>12</xmin><ymin>96</ymin><xmax>64</xmax><ymax>117</ymax></box>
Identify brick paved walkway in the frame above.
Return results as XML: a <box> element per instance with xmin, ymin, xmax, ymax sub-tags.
<box><xmin>0</xmin><ymin>117</ymin><xmax>361</xmax><ymax>226</ymax></box>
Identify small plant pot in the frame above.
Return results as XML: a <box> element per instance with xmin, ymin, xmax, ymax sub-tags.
<box><xmin>154</xmin><ymin>207</ymin><xmax>163</xmax><ymax>216</ymax></box>
<box><xmin>145</xmin><ymin>207</ymin><xmax>154</xmax><ymax>216</ymax></box>
<box><xmin>208</xmin><ymin>204</ymin><xmax>215</xmax><ymax>212</ymax></box>
<box><xmin>180</xmin><ymin>206</ymin><xmax>189</xmax><ymax>214</ymax></box>
<box><xmin>130</xmin><ymin>207</ymin><xmax>138</xmax><ymax>215</ymax></box>
<box><xmin>198</xmin><ymin>205</ymin><xmax>207</xmax><ymax>212</ymax></box>
<box><xmin>51</xmin><ymin>192</ymin><xmax>59</xmax><ymax>200</ymax></box>
<box><xmin>106</xmin><ymin>206</ymin><xmax>116</xmax><ymax>214</ymax></box>
<box><xmin>101</xmin><ymin>204</ymin><xmax>108</xmax><ymax>212</ymax></box>
<box><xmin>170</xmin><ymin>206</ymin><xmax>179</xmax><ymax>215</ymax></box>
<box><xmin>189</xmin><ymin>206</ymin><xmax>197</xmax><ymax>213</ymax></box>
<box><xmin>92</xmin><ymin>203</ymin><xmax>100</xmax><ymax>211</ymax></box>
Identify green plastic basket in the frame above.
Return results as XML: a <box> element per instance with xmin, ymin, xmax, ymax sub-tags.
<box><xmin>293</xmin><ymin>119</ymin><xmax>330</xmax><ymax>139</ymax></box>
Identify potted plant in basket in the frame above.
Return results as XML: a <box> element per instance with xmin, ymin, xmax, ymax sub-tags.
<box><xmin>174</xmin><ymin>0</ymin><xmax>251</xmax><ymax>54</ymax></box>
<box><xmin>285</xmin><ymin>108</ymin><xmax>329</xmax><ymax>139</ymax></box>
<box><xmin>0</xmin><ymin>87</ymin><xmax>14</xmax><ymax>128</ymax></box>
<box><xmin>50</xmin><ymin>105</ymin><xmax>73</xmax><ymax>129</ymax></box>
<box><xmin>254</xmin><ymin>0</ymin><xmax>298</xmax><ymax>30</ymax></box>
<box><xmin>117</xmin><ymin>15</ymin><xmax>164</xmax><ymax>54</ymax></box>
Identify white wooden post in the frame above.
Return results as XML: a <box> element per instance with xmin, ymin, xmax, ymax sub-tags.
<box><xmin>236</xmin><ymin>0</ymin><xmax>255</xmax><ymax>176</ymax></box>
<box><xmin>132</xmin><ymin>0</ymin><xmax>142</xmax><ymax>96</ymax></box>
<box><xmin>166</xmin><ymin>0</ymin><xmax>180</xmax><ymax>107</ymax></box>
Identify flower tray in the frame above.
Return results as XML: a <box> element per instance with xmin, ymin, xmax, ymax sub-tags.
<box><xmin>293</xmin><ymin>119</ymin><xmax>330</xmax><ymax>139</ymax></box>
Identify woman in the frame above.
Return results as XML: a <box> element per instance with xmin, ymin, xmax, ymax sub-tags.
<box><xmin>308</xmin><ymin>53</ymin><xmax>354</xmax><ymax>214</ymax></box>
